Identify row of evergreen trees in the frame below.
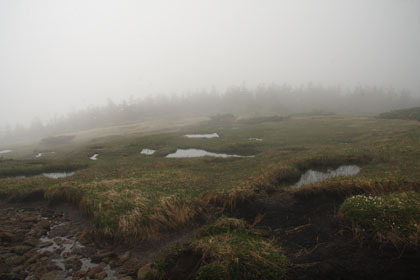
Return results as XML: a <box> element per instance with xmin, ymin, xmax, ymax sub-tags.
<box><xmin>1</xmin><ymin>84</ymin><xmax>419</xmax><ymax>145</ymax></box>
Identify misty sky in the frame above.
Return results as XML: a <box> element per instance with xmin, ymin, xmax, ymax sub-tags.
<box><xmin>1</xmin><ymin>0</ymin><xmax>419</xmax><ymax>127</ymax></box>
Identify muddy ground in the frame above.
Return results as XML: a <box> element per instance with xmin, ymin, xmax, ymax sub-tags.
<box><xmin>0</xmin><ymin>200</ymin><xmax>192</xmax><ymax>280</ymax></box>
<box><xmin>235</xmin><ymin>190</ymin><xmax>420</xmax><ymax>280</ymax></box>
<box><xmin>1</xmin><ymin>190</ymin><xmax>420</xmax><ymax>280</ymax></box>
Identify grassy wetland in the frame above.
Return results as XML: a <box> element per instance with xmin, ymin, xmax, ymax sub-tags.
<box><xmin>1</xmin><ymin>113</ymin><xmax>420</xmax><ymax>279</ymax></box>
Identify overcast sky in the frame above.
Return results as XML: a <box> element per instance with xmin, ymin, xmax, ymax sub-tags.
<box><xmin>1</xmin><ymin>0</ymin><xmax>419</xmax><ymax>127</ymax></box>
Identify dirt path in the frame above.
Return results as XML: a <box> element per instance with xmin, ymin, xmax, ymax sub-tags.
<box><xmin>236</xmin><ymin>190</ymin><xmax>420</xmax><ymax>280</ymax></box>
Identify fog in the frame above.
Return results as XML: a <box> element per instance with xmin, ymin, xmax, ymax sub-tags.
<box><xmin>1</xmin><ymin>0</ymin><xmax>420</xmax><ymax>130</ymax></box>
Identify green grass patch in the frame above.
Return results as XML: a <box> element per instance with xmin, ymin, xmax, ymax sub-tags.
<box><xmin>0</xmin><ymin>159</ymin><xmax>87</xmax><ymax>178</ymax></box>
<box><xmin>151</xmin><ymin>217</ymin><xmax>288</xmax><ymax>280</ymax></box>
<box><xmin>339</xmin><ymin>191</ymin><xmax>420</xmax><ymax>246</ymax></box>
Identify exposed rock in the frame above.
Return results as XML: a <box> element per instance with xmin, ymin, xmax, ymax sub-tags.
<box><xmin>91</xmin><ymin>250</ymin><xmax>114</xmax><ymax>263</ymax></box>
<box><xmin>95</xmin><ymin>271</ymin><xmax>108</xmax><ymax>280</ymax></box>
<box><xmin>87</xmin><ymin>266</ymin><xmax>103</xmax><ymax>278</ymax></box>
<box><xmin>119</xmin><ymin>256</ymin><xmax>142</xmax><ymax>275</ymax></box>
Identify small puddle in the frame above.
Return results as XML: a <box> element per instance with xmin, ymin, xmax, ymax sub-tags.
<box><xmin>166</xmin><ymin>149</ymin><xmax>253</xmax><ymax>158</ymax></box>
<box><xmin>90</xmin><ymin>154</ymin><xmax>99</xmax><ymax>160</ymax></box>
<box><xmin>35</xmin><ymin>151</ymin><xmax>56</xmax><ymax>158</ymax></box>
<box><xmin>0</xmin><ymin>149</ymin><xmax>12</xmax><ymax>154</ymax></box>
<box><xmin>248</xmin><ymin>138</ymin><xmax>263</xmax><ymax>141</ymax></box>
<box><xmin>295</xmin><ymin>165</ymin><xmax>360</xmax><ymax>187</ymax></box>
<box><xmin>140</xmin><ymin>149</ymin><xmax>155</xmax><ymax>155</ymax></box>
<box><xmin>37</xmin><ymin>222</ymin><xmax>117</xmax><ymax>279</ymax></box>
<box><xmin>184</xmin><ymin>133</ymin><xmax>219</xmax><ymax>138</ymax></box>
<box><xmin>14</xmin><ymin>172</ymin><xmax>75</xmax><ymax>179</ymax></box>
<box><xmin>43</xmin><ymin>172</ymin><xmax>75</xmax><ymax>179</ymax></box>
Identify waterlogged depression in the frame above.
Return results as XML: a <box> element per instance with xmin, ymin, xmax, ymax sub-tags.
<box><xmin>140</xmin><ymin>149</ymin><xmax>155</xmax><ymax>155</ymax></box>
<box><xmin>0</xmin><ymin>149</ymin><xmax>12</xmax><ymax>154</ymax></box>
<box><xmin>248</xmin><ymin>138</ymin><xmax>263</xmax><ymax>141</ymax></box>
<box><xmin>43</xmin><ymin>172</ymin><xmax>75</xmax><ymax>179</ymax></box>
<box><xmin>166</xmin><ymin>148</ymin><xmax>253</xmax><ymax>158</ymax></box>
<box><xmin>90</xmin><ymin>154</ymin><xmax>99</xmax><ymax>160</ymax></box>
<box><xmin>295</xmin><ymin>165</ymin><xmax>360</xmax><ymax>187</ymax></box>
<box><xmin>184</xmin><ymin>133</ymin><xmax>219</xmax><ymax>138</ymax></box>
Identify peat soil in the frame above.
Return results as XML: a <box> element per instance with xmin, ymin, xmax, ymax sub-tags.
<box><xmin>234</xmin><ymin>190</ymin><xmax>420</xmax><ymax>280</ymax></box>
<box><xmin>0</xmin><ymin>200</ymin><xmax>192</xmax><ymax>280</ymax></box>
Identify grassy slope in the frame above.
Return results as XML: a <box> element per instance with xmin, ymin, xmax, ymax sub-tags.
<box><xmin>1</xmin><ymin>115</ymin><xmax>419</xmax><ymax>242</ymax></box>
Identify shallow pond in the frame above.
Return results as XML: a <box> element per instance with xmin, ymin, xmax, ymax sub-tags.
<box><xmin>90</xmin><ymin>154</ymin><xmax>99</xmax><ymax>160</ymax></box>
<box><xmin>295</xmin><ymin>165</ymin><xmax>360</xmax><ymax>187</ymax></box>
<box><xmin>140</xmin><ymin>149</ymin><xmax>155</xmax><ymax>155</ymax></box>
<box><xmin>248</xmin><ymin>138</ymin><xmax>263</xmax><ymax>141</ymax></box>
<box><xmin>166</xmin><ymin>148</ymin><xmax>252</xmax><ymax>158</ymax></box>
<box><xmin>184</xmin><ymin>133</ymin><xmax>219</xmax><ymax>138</ymax></box>
<box><xmin>0</xmin><ymin>149</ymin><xmax>12</xmax><ymax>154</ymax></box>
<box><xmin>43</xmin><ymin>172</ymin><xmax>75</xmax><ymax>179</ymax></box>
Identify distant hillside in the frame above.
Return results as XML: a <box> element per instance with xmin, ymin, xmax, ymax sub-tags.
<box><xmin>378</xmin><ymin>107</ymin><xmax>420</xmax><ymax>121</ymax></box>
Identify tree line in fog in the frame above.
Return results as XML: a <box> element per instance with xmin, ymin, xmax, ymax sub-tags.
<box><xmin>1</xmin><ymin>84</ymin><xmax>419</xmax><ymax>145</ymax></box>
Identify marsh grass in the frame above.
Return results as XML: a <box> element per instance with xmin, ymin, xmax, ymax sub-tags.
<box><xmin>1</xmin><ymin>115</ymin><xmax>419</xmax><ymax>243</ymax></box>
<box><xmin>0</xmin><ymin>159</ymin><xmax>87</xmax><ymax>178</ymax></box>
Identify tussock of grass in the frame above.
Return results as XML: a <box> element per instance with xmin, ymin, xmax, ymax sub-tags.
<box><xmin>339</xmin><ymin>191</ymin><xmax>420</xmax><ymax>247</ymax></box>
<box><xmin>152</xmin><ymin>217</ymin><xmax>289</xmax><ymax>280</ymax></box>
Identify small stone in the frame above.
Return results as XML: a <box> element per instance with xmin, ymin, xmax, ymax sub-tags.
<box><xmin>24</xmin><ymin>237</ymin><xmax>39</xmax><ymax>247</ymax></box>
<box><xmin>22</xmin><ymin>217</ymin><xmax>38</xmax><ymax>223</ymax></box>
<box><xmin>39</xmin><ymin>241</ymin><xmax>53</xmax><ymax>248</ymax></box>
<box><xmin>73</xmin><ymin>270</ymin><xmax>87</xmax><ymax>279</ymax></box>
<box><xmin>5</xmin><ymin>255</ymin><xmax>25</xmax><ymax>266</ymax></box>
<box><xmin>91</xmin><ymin>251</ymin><xmax>114</xmax><ymax>263</ymax></box>
<box><xmin>38</xmin><ymin>220</ymin><xmax>50</xmax><ymax>229</ymax></box>
<box><xmin>73</xmin><ymin>246</ymin><xmax>96</xmax><ymax>258</ymax></box>
<box><xmin>24</xmin><ymin>254</ymin><xmax>39</xmax><ymax>266</ymax></box>
<box><xmin>40</xmin><ymin>271</ymin><xmax>66</xmax><ymax>280</ymax></box>
<box><xmin>119</xmin><ymin>257</ymin><xmax>141</xmax><ymax>275</ymax></box>
<box><xmin>95</xmin><ymin>271</ymin><xmax>108</xmax><ymax>280</ymax></box>
<box><xmin>137</xmin><ymin>263</ymin><xmax>156</xmax><ymax>280</ymax></box>
<box><xmin>88</xmin><ymin>266</ymin><xmax>103</xmax><ymax>278</ymax></box>
<box><xmin>13</xmin><ymin>245</ymin><xmax>32</xmax><ymax>255</ymax></box>
<box><xmin>0</xmin><ymin>231</ymin><xmax>15</xmax><ymax>242</ymax></box>
<box><xmin>119</xmin><ymin>251</ymin><xmax>131</xmax><ymax>262</ymax></box>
